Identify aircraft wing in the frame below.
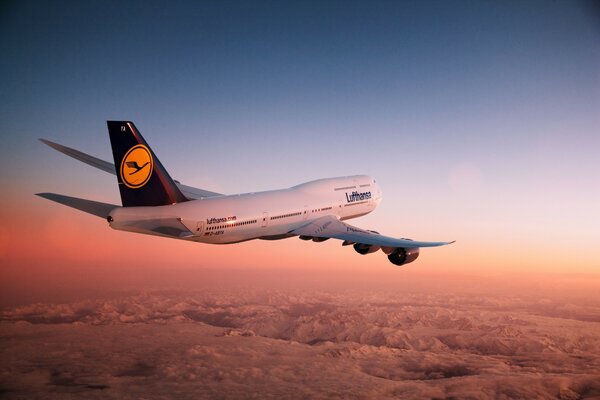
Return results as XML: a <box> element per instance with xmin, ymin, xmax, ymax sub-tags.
<box><xmin>39</xmin><ymin>138</ymin><xmax>223</xmax><ymax>199</ymax></box>
<box><xmin>291</xmin><ymin>215</ymin><xmax>454</xmax><ymax>248</ymax></box>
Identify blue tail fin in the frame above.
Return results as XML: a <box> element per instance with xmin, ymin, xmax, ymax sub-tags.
<box><xmin>107</xmin><ymin>121</ymin><xmax>189</xmax><ymax>207</ymax></box>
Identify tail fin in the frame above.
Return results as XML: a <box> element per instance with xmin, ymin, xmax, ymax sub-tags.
<box><xmin>107</xmin><ymin>121</ymin><xmax>189</xmax><ymax>207</ymax></box>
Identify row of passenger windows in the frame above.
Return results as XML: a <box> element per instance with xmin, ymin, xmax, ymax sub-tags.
<box><xmin>311</xmin><ymin>206</ymin><xmax>332</xmax><ymax>213</ymax></box>
<box><xmin>206</xmin><ymin>205</ymin><xmax>341</xmax><ymax>230</ymax></box>
<box><xmin>206</xmin><ymin>219</ymin><xmax>258</xmax><ymax>230</ymax></box>
<box><xmin>271</xmin><ymin>212</ymin><xmax>302</xmax><ymax>220</ymax></box>
<box><xmin>334</xmin><ymin>183</ymin><xmax>371</xmax><ymax>191</ymax></box>
<box><xmin>271</xmin><ymin>206</ymin><xmax>335</xmax><ymax>220</ymax></box>
<box><xmin>334</xmin><ymin>186</ymin><xmax>355</xmax><ymax>191</ymax></box>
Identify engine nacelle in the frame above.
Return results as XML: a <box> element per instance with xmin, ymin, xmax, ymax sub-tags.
<box><xmin>353</xmin><ymin>243</ymin><xmax>381</xmax><ymax>255</ymax></box>
<box><xmin>387</xmin><ymin>247</ymin><xmax>420</xmax><ymax>266</ymax></box>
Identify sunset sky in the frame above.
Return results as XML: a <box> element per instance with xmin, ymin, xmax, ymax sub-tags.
<box><xmin>1</xmin><ymin>1</ymin><xmax>599</xmax><ymax>305</ymax></box>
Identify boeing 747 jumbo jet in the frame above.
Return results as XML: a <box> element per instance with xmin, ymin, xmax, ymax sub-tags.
<box><xmin>38</xmin><ymin>121</ymin><xmax>453</xmax><ymax>266</ymax></box>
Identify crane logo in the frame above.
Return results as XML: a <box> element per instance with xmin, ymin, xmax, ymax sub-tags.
<box><xmin>120</xmin><ymin>144</ymin><xmax>153</xmax><ymax>188</ymax></box>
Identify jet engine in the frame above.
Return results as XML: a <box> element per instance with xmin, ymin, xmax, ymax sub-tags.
<box><xmin>353</xmin><ymin>243</ymin><xmax>381</xmax><ymax>255</ymax></box>
<box><xmin>387</xmin><ymin>247</ymin><xmax>420</xmax><ymax>266</ymax></box>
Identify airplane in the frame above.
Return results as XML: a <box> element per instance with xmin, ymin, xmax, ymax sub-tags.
<box><xmin>37</xmin><ymin>121</ymin><xmax>454</xmax><ymax>266</ymax></box>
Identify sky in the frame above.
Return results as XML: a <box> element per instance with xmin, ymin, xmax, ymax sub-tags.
<box><xmin>0</xmin><ymin>1</ymin><xmax>599</xmax><ymax>304</ymax></box>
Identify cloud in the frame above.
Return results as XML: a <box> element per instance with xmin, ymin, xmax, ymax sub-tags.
<box><xmin>1</xmin><ymin>289</ymin><xmax>599</xmax><ymax>398</ymax></box>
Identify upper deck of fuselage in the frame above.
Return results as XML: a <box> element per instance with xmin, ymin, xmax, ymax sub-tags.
<box><xmin>291</xmin><ymin>175</ymin><xmax>375</xmax><ymax>192</ymax></box>
<box><xmin>172</xmin><ymin>175</ymin><xmax>379</xmax><ymax>217</ymax></box>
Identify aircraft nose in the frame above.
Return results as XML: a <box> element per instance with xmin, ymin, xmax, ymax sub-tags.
<box><xmin>370</xmin><ymin>178</ymin><xmax>382</xmax><ymax>204</ymax></box>
<box><xmin>376</xmin><ymin>183</ymin><xmax>383</xmax><ymax>203</ymax></box>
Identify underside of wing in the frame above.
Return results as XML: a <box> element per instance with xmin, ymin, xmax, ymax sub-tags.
<box><xmin>39</xmin><ymin>138</ymin><xmax>223</xmax><ymax>199</ymax></box>
<box><xmin>291</xmin><ymin>215</ymin><xmax>454</xmax><ymax>248</ymax></box>
<box><xmin>291</xmin><ymin>215</ymin><xmax>454</xmax><ymax>266</ymax></box>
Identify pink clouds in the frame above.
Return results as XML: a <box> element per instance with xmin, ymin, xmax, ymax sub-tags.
<box><xmin>1</xmin><ymin>282</ymin><xmax>599</xmax><ymax>399</ymax></box>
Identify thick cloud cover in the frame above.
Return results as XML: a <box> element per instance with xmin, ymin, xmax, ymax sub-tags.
<box><xmin>1</xmin><ymin>288</ymin><xmax>600</xmax><ymax>399</ymax></box>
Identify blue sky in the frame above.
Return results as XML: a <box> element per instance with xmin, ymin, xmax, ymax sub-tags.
<box><xmin>1</xmin><ymin>1</ymin><xmax>599</xmax><ymax>274</ymax></box>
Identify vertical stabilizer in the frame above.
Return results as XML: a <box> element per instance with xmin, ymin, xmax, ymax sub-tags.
<box><xmin>107</xmin><ymin>121</ymin><xmax>189</xmax><ymax>207</ymax></box>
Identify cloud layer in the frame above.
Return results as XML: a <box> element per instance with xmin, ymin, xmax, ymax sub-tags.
<box><xmin>1</xmin><ymin>288</ymin><xmax>599</xmax><ymax>399</ymax></box>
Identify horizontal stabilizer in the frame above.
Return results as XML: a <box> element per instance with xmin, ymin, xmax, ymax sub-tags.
<box><xmin>110</xmin><ymin>217</ymin><xmax>194</xmax><ymax>239</ymax></box>
<box><xmin>175</xmin><ymin>182</ymin><xmax>223</xmax><ymax>199</ymax></box>
<box><xmin>36</xmin><ymin>193</ymin><xmax>118</xmax><ymax>218</ymax></box>
<box><xmin>39</xmin><ymin>139</ymin><xmax>116</xmax><ymax>175</ymax></box>
<box><xmin>39</xmin><ymin>138</ymin><xmax>223</xmax><ymax>199</ymax></box>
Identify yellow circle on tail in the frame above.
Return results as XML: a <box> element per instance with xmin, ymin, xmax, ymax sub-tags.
<box><xmin>120</xmin><ymin>144</ymin><xmax>153</xmax><ymax>189</ymax></box>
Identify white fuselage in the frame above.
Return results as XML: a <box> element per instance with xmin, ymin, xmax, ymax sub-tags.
<box><xmin>108</xmin><ymin>175</ymin><xmax>382</xmax><ymax>244</ymax></box>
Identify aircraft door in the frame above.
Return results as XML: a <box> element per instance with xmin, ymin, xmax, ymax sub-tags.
<box><xmin>261</xmin><ymin>212</ymin><xmax>268</xmax><ymax>227</ymax></box>
<box><xmin>196</xmin><ymin>221</ymin><xmax>204</xmax><ymax>235</ymax></box>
